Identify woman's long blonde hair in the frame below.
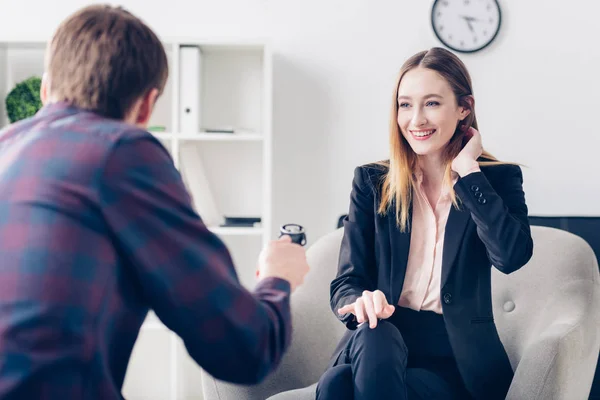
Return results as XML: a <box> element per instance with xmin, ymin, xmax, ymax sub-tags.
<box><xmin>377</xmin><ymin>47</ymin><xmax>503</xmax><ymax>232</ymax></box>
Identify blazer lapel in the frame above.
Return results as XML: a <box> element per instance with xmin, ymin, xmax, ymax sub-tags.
<box><xmin>388</xmin><ymin>207</ymin><xmax>411</xmax><ymax>305</ymax></box>
<box><xmin>441</xmin><ymin>201</ymin><xmax>471</xmax><ymax>287</ymax></box>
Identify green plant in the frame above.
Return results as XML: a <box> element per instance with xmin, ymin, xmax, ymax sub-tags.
<box><xmin>5</xmin><ymin>76</ymin><xmax>43</xmax><ymax>123</ymax></box>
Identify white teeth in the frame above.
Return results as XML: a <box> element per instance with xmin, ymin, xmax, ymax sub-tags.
<box><xmin>413</xmin><ymin>130</ymin><xmax>435</xmax><ymax>137</ymax></box>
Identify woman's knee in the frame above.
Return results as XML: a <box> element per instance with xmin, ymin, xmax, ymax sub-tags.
<box><xmin>316</xmin><ymin>364</ymin><xmax>353</xmax><ymax>400</ymax></box>
<box><xmin>355</xmin><ymin>319</ymin><xmax>404</xmax><ymax>343</ymax></box>
<box><xmin>351</xmin><ymin>320</ymin><xmax>408</xmax><ymax>359</ymax></box>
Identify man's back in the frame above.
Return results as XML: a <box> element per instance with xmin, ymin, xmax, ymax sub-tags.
<box><xmin>0</xmin><ymin>104</ymin><xmax>171</xmax><ymax>398</ymax></box>
<box><xmin>0</xmin><ymin>104</ymin><xmax>294</xmax><ymax>399</ymax></box>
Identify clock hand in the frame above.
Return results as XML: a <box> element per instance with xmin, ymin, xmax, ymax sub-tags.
<box><xmin>460</xmin><ymin>15</ymin><xmax>480</xmax><ymax>22</ymax></box>
<box><xmin>463</xmin><ymin>18</ymin><xmax>475</xmax><ymax>32</ymax></box>
<box><xmin>460</xmin><ymin>15</ymin><xmax>478</xmax><ymax>32</ymax></box>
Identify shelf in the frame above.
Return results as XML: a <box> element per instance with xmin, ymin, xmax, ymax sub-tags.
<box><xmin>208</xmin><ymin>226</ymin><xmax>263</xmax><ymax>236</ymax></box>
<box><xmin>0</xmin><ymin>40</ymin><xmax>46</xmax><ymax>49</ymax></box>
<box><xmin>150</xmin><ymin>132</ymin><xmax>263</xmax><ymax>142</ymax></box>
<box><xmin>180</xmin><ymin>132</ymin><xmax>263</xmax><ymax>141</ymax></box>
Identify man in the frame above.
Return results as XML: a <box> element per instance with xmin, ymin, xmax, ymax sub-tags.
<box><xmin>0</xmin><ymin>5</ymin><xmax>309</xmax><ymax>399</ymax></box>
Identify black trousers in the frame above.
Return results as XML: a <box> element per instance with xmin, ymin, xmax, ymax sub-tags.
<box><xmin>316</xmin><ymin>307</ymin><xmax>472</xmax><ymax>400</ymax></box>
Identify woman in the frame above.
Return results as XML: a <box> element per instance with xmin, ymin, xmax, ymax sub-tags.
<box><xmin>316</xmin><ymin>47</ymin><xmax>533</xmax><ymax>400</ymax></box>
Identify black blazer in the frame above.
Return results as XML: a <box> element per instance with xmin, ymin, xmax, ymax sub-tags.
<box><xmin>330</xmin><ymin>162</ymin><xmax>534</xmax><ymax>400</ymax></box>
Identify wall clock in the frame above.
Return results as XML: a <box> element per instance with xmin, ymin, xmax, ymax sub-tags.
<box><xmin>431</xmin><ymin>0</ymin><xmax>502</xmax><ymax>53</ymax></box>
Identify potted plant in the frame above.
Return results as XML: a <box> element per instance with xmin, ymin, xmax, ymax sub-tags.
<box><xmin>5</xmin><ymin>76</ymin><xmax>43</xmax><ymax>123</ymax></box>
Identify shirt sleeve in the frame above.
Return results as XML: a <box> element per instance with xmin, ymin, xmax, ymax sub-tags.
<box><xmin>99</xmin><ymin>134</ymin><xmax>291</xmax><ymax>384</ymax></box>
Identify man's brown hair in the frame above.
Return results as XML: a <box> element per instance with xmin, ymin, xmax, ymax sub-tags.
<box><xmin>45</xmin><ymin>4</ymin><xmax>168</xmax><ymax>119</ymax></box>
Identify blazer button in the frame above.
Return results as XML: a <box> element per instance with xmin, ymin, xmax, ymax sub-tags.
<box><xmin>443</xmin><ymin>293</ymin><xmax>453</xmax><ymax>304</ymax></box>
<box><xmin>470</xmin><ymin>185</ymin><xmax>480</xmax><ymax>192</ymax></box>
<box><xmin>474</xmin><ymin>191</ymin><xmax>483</xmax><ymax>198</ymax></box>
<box><xmin>477</xmin><ymin>197</ymin><xmax>487</xmax><ymax>205</ymax></box>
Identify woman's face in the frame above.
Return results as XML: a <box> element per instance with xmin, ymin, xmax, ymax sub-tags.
<box><xmin>397</xmin><ymin>67</ymin><xmax>470</xmax><ymax>158</ymax></box>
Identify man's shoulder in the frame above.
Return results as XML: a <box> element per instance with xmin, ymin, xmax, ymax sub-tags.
<box><xmin>1</xmin><ymin>109</ymin><xmax>161</xmax><ymax>182</ymax></box>
<box><xmin>4</xmin><ymin>108</ymin><xmax>151</xmax><ymax>145</ymax></box>
<box><xmin>65</xmin><ymin>112</ymin><xmax>152</xmax><ymax>144</ymax></box>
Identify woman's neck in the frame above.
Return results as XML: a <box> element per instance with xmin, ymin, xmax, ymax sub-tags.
<box><xmin>417</xmin><ymin>154</ymin><xmax>446</xmax><ymax>188</ymax></box>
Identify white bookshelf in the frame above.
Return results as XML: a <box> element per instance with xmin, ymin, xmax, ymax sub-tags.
<box><xmin>0</xmin><ymin>38</ymin><xmax>273</xmax><ymax>400</ymax></box>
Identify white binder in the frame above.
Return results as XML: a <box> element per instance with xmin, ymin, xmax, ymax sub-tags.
<box><xmin>179</xmin><ymin>45</ymin><xmax>201</xmax><ymax>133</ymax></box>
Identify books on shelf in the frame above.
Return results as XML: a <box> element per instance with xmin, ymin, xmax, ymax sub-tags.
<box><xmin>179</xmin><ymin>143</ymin><xmax>223</xmax><ymax>227</ymax></box>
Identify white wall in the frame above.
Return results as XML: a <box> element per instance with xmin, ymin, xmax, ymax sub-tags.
<box><xmin>1</xmin><ymin>0</ymin><xmax>599</xmax><ymax>246</ymax></box>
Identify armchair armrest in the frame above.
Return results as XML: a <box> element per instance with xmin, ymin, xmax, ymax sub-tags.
<box><xmin>506</xmin><ymin>316</ymin><xmax>600</xmax><ymax>400</ymax></box>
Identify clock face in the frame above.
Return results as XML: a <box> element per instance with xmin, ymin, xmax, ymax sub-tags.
<box><xmin>431</xmin><ymin>0</ymin><xmax>501</xmax><ymax>53</ymax></box>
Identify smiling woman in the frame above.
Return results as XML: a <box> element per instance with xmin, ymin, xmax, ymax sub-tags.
<box><xmin>379</xmin><ymin>46</ymin><xmax>503</xmax><ymax>232</ymax></box>
<box><xmin>397</xmin><ymin>69</ymin><xmax>466</xmax><ymax>154</ymax></box>
<box><xmin>317</xmin><ymin>47</ymin><xmax>533</xmax><ymax>400</ymax></box>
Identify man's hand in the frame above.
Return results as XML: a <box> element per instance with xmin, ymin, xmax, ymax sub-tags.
<box><xmin>337</xmin><ymin>290</ymin><xmax>395</xmax><ymax>329</ymax></box>
<box><xmin>256</xmin><ymin>235</ymin><xmax>309</xmax><ymax>292</ymax></box>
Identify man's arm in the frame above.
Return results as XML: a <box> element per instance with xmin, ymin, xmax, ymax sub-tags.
<box><xmin>99</xmin><ymin>134</ymin><xmax>291</xmax><ymax>384</ymax></box>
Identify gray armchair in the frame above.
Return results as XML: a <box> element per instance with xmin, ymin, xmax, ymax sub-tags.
<box><xmin>201</xmin><ymin>226</ymin><xmax>600</xmax><ymax>400</ymax></box>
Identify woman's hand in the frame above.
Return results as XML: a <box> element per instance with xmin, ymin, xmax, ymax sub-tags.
<box><xmin>451</xmin><ymin>127</ymin><xmax>483</xmax><ymax>177</ymax></box>
<box><xmin>337</xmin><ymin>290</ymin><xmax>395</xmax><ymax>329</ymax></box>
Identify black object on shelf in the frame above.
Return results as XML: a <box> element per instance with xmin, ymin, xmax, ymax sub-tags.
<box><xmin>205</xmin><ymin>128</ymin><xmax>235</xmax><ymax>134</ymax></box>
<box><xmin>220</xmin><ymin>216</ymin><xmax>261</xmax><ymax>227</ymax></box>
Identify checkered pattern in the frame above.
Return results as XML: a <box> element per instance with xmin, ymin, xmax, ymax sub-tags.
<box><xmin>0</xmin><ymin>103</ymin><xmax>291</xmax><ymax>399</ymax></box>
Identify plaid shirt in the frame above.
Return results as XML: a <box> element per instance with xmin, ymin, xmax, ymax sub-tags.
<box><xmin>0</xmin><ymin>103</ymin><xmax>292</xmax><ymax>399</ymax></box>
